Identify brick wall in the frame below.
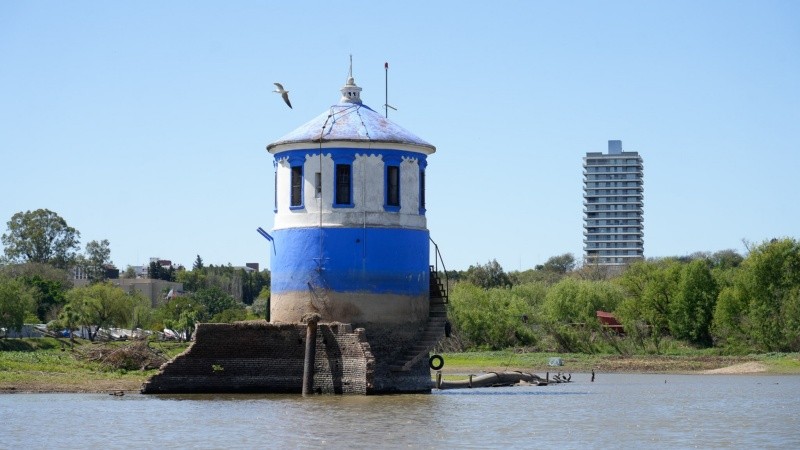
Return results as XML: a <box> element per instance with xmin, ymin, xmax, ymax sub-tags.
<box><xmin>141</xmin><ymin>321</ymin><xmax>374</xmax><ymax>394</ymax></box>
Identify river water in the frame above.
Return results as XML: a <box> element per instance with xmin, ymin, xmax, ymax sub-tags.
<box><xmin>2</xmin><ymin>373</ymin><xmax>799</xmax><ymax>449</ymax></box>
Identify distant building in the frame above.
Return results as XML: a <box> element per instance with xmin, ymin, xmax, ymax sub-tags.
<box><xmin>583</xmin><ymin>140</ymin><xmax>644</xmax><ymax>265</ymax></box>
<box><xmin>71</xmin><ymin>264</ymin><xmax>119</xmax><ymax>287</ymax></box>
<box><xmin>111</xmin><ymin>279</ymin><xmax>184</xmax><ymax>307</ymax></box>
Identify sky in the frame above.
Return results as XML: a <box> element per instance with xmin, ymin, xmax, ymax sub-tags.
<box><xmin>1</xmin><ymin>1</ymin><xmax>798</xmax><ymax>272</ymax></box>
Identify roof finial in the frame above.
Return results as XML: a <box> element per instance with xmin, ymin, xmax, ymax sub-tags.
<box><xmin>340</xmin><ymin>54</ymin><xmax>362</xmax><ymax>104</ymax></box>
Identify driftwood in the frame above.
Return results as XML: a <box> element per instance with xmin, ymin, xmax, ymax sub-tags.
<box><xmin>436</xmin><ymin>371</ymin><xmax>548</xmax><ymax>390</ymax></box>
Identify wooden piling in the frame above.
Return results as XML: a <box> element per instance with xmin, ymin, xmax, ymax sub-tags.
<box><xmin>301</xmin><ymin>313</ymin><xmax>321</xmax><ymax>396</ymax></box>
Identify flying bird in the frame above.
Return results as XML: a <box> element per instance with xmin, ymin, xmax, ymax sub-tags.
<box><xmin>273</xmin><ymin>82</ymin><xmax>292</xmax><ymax>109</ymax></box>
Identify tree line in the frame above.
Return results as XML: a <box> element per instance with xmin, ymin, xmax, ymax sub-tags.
<box><xmin>446</xmin><ymin>239</ymin><xmax>800</xmax><ymax>355</ymax></box>
<box><xmin>0</xmin><ymin>209</ymin><xmax>269</xmax><ymax>340</ymax></box>
<box><xmin>3</xmin><ymin>209</ymin><xmax>799</xmax><ymax>355</ymax></box>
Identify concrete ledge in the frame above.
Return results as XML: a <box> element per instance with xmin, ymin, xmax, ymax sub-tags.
<box><xmin>141</xmin><ymin>321</ymin><xmax>374</xmax><ymax>394</ymax></box>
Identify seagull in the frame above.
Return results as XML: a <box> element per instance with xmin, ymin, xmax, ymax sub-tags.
<box><xmin>273</xmin><ymin>82</ymin><xmax>292</xmax><ymax>109</ymax></box>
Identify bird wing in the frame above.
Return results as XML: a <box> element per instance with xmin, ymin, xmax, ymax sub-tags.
<box><xmin>282</xmin><ymin>92</ymin><xmax>292</xmax><ymax>108</ymax></box>
<box><xmin>273</xmin><ymin>82</ymin><xmax>285</xmax><ymax>91</ymax></box>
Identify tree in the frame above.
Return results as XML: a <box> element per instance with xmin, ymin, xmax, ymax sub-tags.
<box><xmin>121</xmin><ymin>266</ymin><xmax>137</xmax><ymax>279</ymax></box>
<box><xmin>465</xmin><ymin>259</ymin><xmax>511</xmax><ymax>289</ymax></box>
<box><xmin>540</xmin><ymin>253</ymin><xmax>576</xmax><ymax>274</ymax></box>
<box><xmin>716</xmin><ymin>238</ymin><xmax>800</xmax><ymax>351</ymax></box>
<box><xmin>0</xmin><ymin>276</ymin><xmax>35</xmax><ymax>334</ymax></box>
<box><xmin>543</xmin><ymin>278</ymin><xmax>623</xmax><ymax>325</ymax></box>
<box><xmin>710</xmin><ymin>249</ymin><xmax>744</xmax><ymax>270</ymax></box>
<box><xmin>252</xmin><ymin>287</ymin><xmax>270</xmax><ymax>320</ymax></box>
<box><xmin>2</xmin><ymin>209</ymin><xmax>81</xmax><ymax>269</ymax></box>
<box><xmin>177</xmin><ymin>265</ymin><xmax>207</xmax><ymax>292</ymax></box>
<box><xmin>540</xmin><ymin>278</ymin><xmax>623</xmax><ymax>353</ymax></box>
<box><xmin>192</xmin><ymin>255</ymin><xmax>204</xmax><ymax>270</ymax></box>
<box><xmin>83</xmin><ymin>239</ymin><xmax>112</xmax><ymax>282</ymax></box>
<box><xmin>154</xmin><ymin>296</ymin><xmax>205</xmax><ymax>340</ymax></box>
<box><xmin>242</xmin><ymin>269</ymin><xmax>269</xmax><ymax>305</ymax></box>
<box><xmin>711</xmin><ymin>285</ymin><xmax>750</xmax><ymax>351</ymax></box>
<box><xmin>670</xmin><ymin>259</ymin><xmax>718</xmax><ymax>346</ymax></box>
<box><xmin>148</xmin><ymin>261</ymin><xmax>174</xmax><ymax>281</ymax></box>
<box><xmin>65</xmin><ymin>283</ymin><xmax>139</xmax><ymax>341</ymax></box>
<box><xmin>0</xmin><ymin>262</ymin><xmax>71</xmax><ymax>321</ymax></box>
<box><xmin>190</xmin><ymin>286</ymin><xmax>238</xmax><ymax>318</ymax></box>
<box><xmin>448</xmin><ymin>283</ymin><xmax>537</xmax><ymax>350</ymax></box>
<box><xmin>55</xmin><ymin>303</ymin><xmax>81</xmax><ymax>344</ymax></box>
<box><xmin>616</xmin><ymin>259</ymin><xmax>681</xmax><ymax>353</ymax></box>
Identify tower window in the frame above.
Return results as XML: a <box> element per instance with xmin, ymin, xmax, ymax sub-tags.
<box><xmin>290</xmin><ymin>165</ymin><xmax>303</xmax><ymax>208</ymax></box>
<box><xmin>386</xmin><ymin>165</ymin><xmax>400</xmax><ymax>209</ymax></box>
<box><xmin>419</xmin><ymin>169</ymin><xmax>426</xmax><ymax>213</ymax></box>
<box><xmin>335</xmin><ymin>164</ymin><xmax>352</xmax><ymax>206</ymax></box>
<box><xmin>273</xmin><ymin>169</ymin><xmax>278</xmax><ymax>212</ymax></box>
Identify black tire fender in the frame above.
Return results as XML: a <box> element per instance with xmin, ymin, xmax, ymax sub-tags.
<box><xmin>429</xmin><ymin>354</ymin><xmax>444</xmax><ymax>370</ymax></box>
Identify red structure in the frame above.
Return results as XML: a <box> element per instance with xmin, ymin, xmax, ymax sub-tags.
<box><xmin>596</xmin><ymin>310</ymin><xmax>625</xmax><ymax>335</ymax></box>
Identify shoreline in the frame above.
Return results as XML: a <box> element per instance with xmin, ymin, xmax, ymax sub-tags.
<box><xmin>437</xmin><ymin>352</ymin><xmax>800</xmax><ymax>377</ymax></box>
<box><xmin>2</xmin><ymin>357</ymin><xmax>795</xmax><ymax>394</ymax></box>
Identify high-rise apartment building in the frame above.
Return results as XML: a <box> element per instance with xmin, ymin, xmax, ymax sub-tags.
<box><xmin>583</xmin><ymin>140</ymin><xmax>644</xmax><ymax>265</ymax></box>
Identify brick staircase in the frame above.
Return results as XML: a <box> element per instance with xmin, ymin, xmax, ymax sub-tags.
<box><xmin>389</xmin><ymin>266</ymin><xmax>448</xmax><ymax>372</ymax></box>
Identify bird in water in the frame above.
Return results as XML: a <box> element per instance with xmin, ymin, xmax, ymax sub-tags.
<box><xmin>273</xmin><ymin>82</ymin><xmax>292</xmax><ymax>109</ymax></box>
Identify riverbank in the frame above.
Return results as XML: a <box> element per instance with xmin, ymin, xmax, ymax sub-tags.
<box><xmin>437</xmin><ymin>351</ymin><xmax>800</xmax><ymax>376</ymax></box>
<box><xmin>2</xmin><ymin>338</ymin><xmax>799</xmax><ymax>393</ymax></box>
<box><xmin>0</xmin><ymin>338</ymin><xmax>187</xmax><ymax>394</ymax></box>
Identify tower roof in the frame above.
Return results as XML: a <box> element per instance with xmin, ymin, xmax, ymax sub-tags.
<box><xmin>267</xmin><ymin>73</ymin><xmax>435</xmax><ymax>154</ymax></box>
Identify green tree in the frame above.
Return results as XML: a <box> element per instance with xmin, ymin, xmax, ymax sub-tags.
<box><xmin>709</xmin><ymin>249</ymin><xmax>744</xmax><ymax>271</ymax></box>
<box><xmin>670</xmin><ymin>259</ymin><xmax>718</xmax><ymax>346</ymax></box>
<box><xmin>65</xmin><ymin>283</ymin><xmax>138</xmax><ymax>341</ymax></box>
<box><xmin>54</xmin><ymin>303</ymin><xmax>81</xmax><ymax>343</ymax></box>
<box><xmin>154</xmin><ymin>296</ymin><xmax>206</xmax><ymax>339</ymax></box>
<box><xmin>148</xmin><ymin>261</ymin><xmax>175</xmax><ymax>282</ymax></box>
<box><xmin>715</xmin><ymin>238</ymin><xmax>800</xmax><ymax>351</ymax></box>
<box><xmin>2</xmin><ymin>209</ymin><xmax>81</xmax><ymax>269</ymax></box>
<box><xmin>83</xmin><ymin>239</ymin><xmax>112</xmax><ymax>282</ymax></box>
<box><xmin>539</xmin><ymin>253</ymin><xmax>576</xmax><ymax>274</ymax></box>
<box><xmin>616</xmin><ymin>259</ymin><xmax>681</xmax><ymax>353</ymax></box>
<box><xmin>465</xmin><ymin>259</ymin><xmax>511</xmax><ymax>289</ymax></box>
<box><xmin>711</xmin><ymin>285</ymin><xmax>750</xmax><ymax>351</ymax></box>
<box><xmin>26</xmin><ymin>274</ymin><xmax>68</xmax><ymax>321</ymax></box>
<box><xmin>0</xmin><ymin>262</ymin><xmax>71</xmax><ymax>321</ymax></box>
<box><xmin>448</xmin><ymin>282</ymin><xmax>537</xmax><ymax>350</ymax></box>
<box><xmin>210</xmin><ymin>307</ymin><xmax>247</xmax><ymax>323</ymax></box>
<box><xmin>540</xmin><ymin>278</ymin><xmax>624</xmax><ymax>352</ymax></box>
<box><xmin>0</xmin><ymin>276</ymin><xmax>35</xmax><ymax>334</ymax></box>
<box><xmin>242</xmin><ymin>269</ymin><xmax>270</xmax><ymax>305</ymax></box>
<box><xmin>190</xmin><ymin>286</ymin><xmax>238</xmax><ymax>318</ymax></box>
<box><xmin>192</xmin><ymin>254</ymin><xmax>204</xmax><ymax>270</ymax></box>
<box><xmin>543</xmin><ymin>277</ymin><xmax>623</xmax><ymax>325</ymax></box>
<box><xmin>251</xmin><ymin>286</ymin><xmax>271</xmax><ymax>320</ymax></box>
<box><xmin>121</xmin><ymin>266</ymin><xmax>137</xmax><ymax>279</ymax></box>
<box><xmin>177</xmin><ymin>266</ymin><xmax>207</xmax><ymax>292</ymax></box>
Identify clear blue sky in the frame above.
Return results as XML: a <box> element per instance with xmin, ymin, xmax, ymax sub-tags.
<box><xmin>1</xmin><ymin>1</ymin><xmax>798</xmax><ymax>271</ymax></box>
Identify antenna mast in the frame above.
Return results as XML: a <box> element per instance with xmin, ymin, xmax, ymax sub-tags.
<box><xmin>384</xmin><ymin>62</ymin><xmax>396</xmax><ymax>118</ymax></box>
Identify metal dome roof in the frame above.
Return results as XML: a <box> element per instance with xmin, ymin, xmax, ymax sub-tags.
<box><xmin>267</xmin><ymin>74</ymin><xmax>435</xmax><ymax>154</ymax></box>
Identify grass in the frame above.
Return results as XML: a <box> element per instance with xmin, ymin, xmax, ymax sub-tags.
<box><xmin>758</xmin><ymin>353</ymin><xmax>800</xmax><ymax>373</ymax></box>
<box><xmin>0</xmin><ymin>338</ymin><xmax>190</xmax><ymax>393</ymax></box>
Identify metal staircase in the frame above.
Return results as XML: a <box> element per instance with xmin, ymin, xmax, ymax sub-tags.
<box><xmin>389</xmin><ymin>263</ymin><xmax>449</xmax><ymax>372</ymax></box>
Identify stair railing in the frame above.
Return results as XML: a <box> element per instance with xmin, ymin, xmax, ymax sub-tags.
<box><xmin>429</xmin><ymin>237</ymin><xmax>448</xmax><ymax>302</ymax></box>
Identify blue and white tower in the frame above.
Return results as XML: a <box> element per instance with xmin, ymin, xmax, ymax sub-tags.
<box><xmin>266</xmin><ymin>68</ymin><xmax>436</xmax><ymax>355</ymax></box>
